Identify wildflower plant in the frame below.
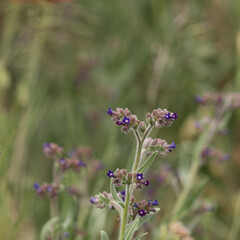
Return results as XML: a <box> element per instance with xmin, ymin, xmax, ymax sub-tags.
<box><xmin>156</xmin><ymin>92</ymin><xmax>240</xmax><ymax>240</ymax></box>
<box><xmin>91</xmin><ymin>107</ymin><xmax>178</xmax><ymax>240</ymax></box>
<box><xmin>34</xmin><ymin>144</ymin><xmax>103</xmax><ymax>240</ymax></box>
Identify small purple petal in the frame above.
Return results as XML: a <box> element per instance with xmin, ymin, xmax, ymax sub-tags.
<box><xmin>169</xmin><ymin>142</ymin><xmax>176</xmax><ymax>149</ymax></box>
<box><xmin>122</xmin><ymin>116</ymin><xmax>130</xmax><ymax>124</ymax></box>
<box><xmin>107</xmin><ymin>170</ymin><xmax>114</xmax><ymax>178</ymax></box>
<box><xmin>164</xmin><ymin>112</ymin><xmax>172</xmax><ymax>119</ymax></box>
<box><xmin>121</xmin><ymin>190</ymin><xmax>126</xmax><ymax>196</ymax></box>
<box><xmin>34</xmin><ymin>182</ymin><xmax>40</xmax><ymax>189</ymax></box>
<box><xmin>138</xmin><ymin>209</ymin><xmax>147</xmax><ymax>217</ymax></box>
<box><xmin>115</xmin><ymin>120</ymin><xmax>123</xmax><ymax>125</ymax></box>
<box><xmin>106</xmin><ymin>108</ymin><xmax>113</xmax><ymax>116</ymax></box>
<box><xmin>136</xmin><ymin>173</ymin><xmax>144</xmax><ymax>180</ymax></box>
<box><xmin>47</xmin><ymin>186</ymin><xmax>53</xmax><ymax>192</ymax></box>
<box><xmin>90</xmin><ymin>197</ymin><xmax>96</xmax><ymax>204</ymax></box>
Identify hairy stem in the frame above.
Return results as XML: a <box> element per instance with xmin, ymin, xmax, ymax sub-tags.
<box><xmin>132</xmin><ymin>125</ymin><xmax>153</xmax><ymax>172</ymax></box>
<box><xmin>119</xmin><ymin>184</ymin><xmax>131</xmax><ymax>240</ymax></box>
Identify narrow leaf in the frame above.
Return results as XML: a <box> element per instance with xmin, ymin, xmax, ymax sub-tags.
<box><xmin>99</xmin><ymin>194</ymin><xmax>110</xmax><ymax>204</ymax></box>
<box><xmin>122</xmin><ymin>218</ymin><xmax>139</xmax><ymax>240</ymax></box>
<box><xmin>40</xmin><ymin>217</ymin><xmax>59</xmax><ymax>240</ymax></box>
<box><xmin>101</xmin><ymin>230</ymin><xmax>109</xmax><ymax>240</ymax></box>
<box><xmin>133</xmin><ymin>232</ymin><xmax>148</xmax><ymax>240</ymax></box>
<box><xmin>136</xmin><ymin>152</ymin><xmax>157</xmax><ymax>174</ymax></box>
<box><xmin>110</xmin><ymin>180</ymin><xmax>124</xmax><ymax>206</ymax></box>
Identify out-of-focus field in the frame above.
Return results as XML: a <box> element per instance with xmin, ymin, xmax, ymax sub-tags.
<box><xmin>0</xmin><ymin>0</ymin><xmax>240</xmax><ymax>239</ymax></box>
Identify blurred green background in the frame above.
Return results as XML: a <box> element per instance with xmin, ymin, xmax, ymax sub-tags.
<box><xmin>1</xmin><ymin>0</ymin><xmax>240</xmax><ymax>239</ymax></box>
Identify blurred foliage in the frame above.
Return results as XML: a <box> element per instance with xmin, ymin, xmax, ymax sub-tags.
<box><xmin>0</xmin><ymin>0</ymin><xmax>240</xmax><ymax>239</ymax></box>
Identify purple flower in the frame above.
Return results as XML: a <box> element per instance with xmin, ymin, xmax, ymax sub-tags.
<box><xmin>169</xmin><ymin>142</ymin><xmax>176</xmax><ymax>149</ymax></box>
<box><xmin>60</xmin><ymin>158</ymin><xmax>66</xmax><ymax>165</ymax></box>
<box><xmin>106</xmin><ymin>108</ymin><xmax>113</xmax><ymax>116</ymax></box>
<box><xmin>195</xmin><ymin>95</ymin><xmax>204</xmax><ymax>103</ymax></box>
<box><xmin>43</xmin><ymin>143</ymin><xmax>50</xmax><ymax>149</ymax></box>
<box><xmin>122</xmin><ymin>116</ymin><xmax>130</xmax><ymax>124</ymax></box>
<box><xmin>90</xmin><ymin>197</ymin><xmax>96</xmax><ymax>204</ymax></box>
<box><xmin>47</xmin><ymin>186</ymin><xmax>53</xmax><ymax>192</ymax></box>
<box><xmin>107</xmin><ymin>170</ymin><xmax>114</xmax><ymax>178</ymax></box>
<box><xmin>120</xmin><ymin>190</ymin><xmax>126</xmax><ymax>201</ymax></box>
<box><xmin>115</xmin><ymin>120</ymin><xmax>123</xmax><ymax>125</ymax></box>
<box><xmin>34</xmin><ymin>182</ymin><xmax>42</xmax><ymax>193</ymax></box>
<box><xmin>172</xmin><ymin>113</ymin><xmax>178</xmax><ymax>119</ymax></box>
<box><xmin>223</xmin><ymin>154</ymin><xmax>230</xmax><ymax>161</ymax></box>
<box><xmin>148</xmin><ymin>199</ymin><xmax>158</xmax><ymax>206</ymax></box>
<box><xmin>133</xmin><ymin>203</ymin><xmax>138</xmax><ymax>208</ymax></box>
<box><xmin>77</xmin><ymin>160</ymin><xmax>87</xmax><ymax>167</ymax></box>
<box><xmin>136</xmin><ymin>173</ymin><xmax>144</xmax><ymax>180</ymax></box>
<box><xmin>164</xmin><ymin>112</ymin><xmax>172</xmax><ymax>119</ymax></box>
<box><xmin>121</xmin><ymin>190</ymin><xmax>126</xmax><ymax>196</ymax></box>
<box><xmin>34</xmin><ymin>182</ymin><xmax>40</xmax><ymax>189</ymax></box>
<box><xmin>144</xmin><ymin>180</ymin><xmax>150</xmax><ymax>187</ymax></box>
<box><xmin>138</xmin><ymin>209</ymin><xmax>147</xmax><ymax>217</ymax></box>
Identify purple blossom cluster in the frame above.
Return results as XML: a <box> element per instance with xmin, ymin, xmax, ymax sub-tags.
<box><xmin>132</xmin><ymin>200</ymin><xmax>158</xmax><ymax>218</ymax></box>
<box><xmin>107</xmin><ymin>108</ymin><xmax>140</xmax><ymax>134</ymax></box>
<box><xmin>195</xmin><ymin>92</ymin><xmax>240</xmax><ymax>109</ymax></box>
<box><xmin>58</xmin><ymin>158</ymin><xmax>87</xmax><ymax>172</ymax></box>
<box><xmin>107</xmin><ymin>169</ymin><xmax>150</xmax><ymax>190</ymax></box>
<box><xmin>143</xmin><ymin>137</ymin><xmax>176</xmax><ymax>157</ymax></box>
<box><xmin>43</xmin><ymin>143</ymin><xmax>63</xmax><ymax>158</ymax></box>
<box><xmin>33</xmin><ymin>182</ymin><xmax>59</xmax><ymax>199</ymax></box>
<box><xmin>146</xmin><ymin>108</ymin><xmax>178</xmax><ymax>128</ymax></box>
<box><xmin>201</xmin><ymin>148</ymin><xmax>230</xmax><ymax>163</ymax></box>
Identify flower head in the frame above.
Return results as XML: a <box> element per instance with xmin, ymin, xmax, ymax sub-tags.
<box><xmin>107</xmin><ymin>170</ymin><xmax>115</xmax><ymax>178</ymax></box>
<box><xmin>136</xmin><ymin>173</ymin><xmax>144</xmax><ymax>180</ymax></box>
<box><xmin>169</xmin><ymin>142</ymin><xmax>176</xmax><ymax>149</ymax></box>
<box><xmin>106</xmin><ymin>108</ymin><xmax>113</xmax><ymax>116</ymax></box>
<box><xmin>144</xmin><ymin>180</ymin><xmax>150</xmax><ymax>187</ymax></box>
<box><xmin>90</xmin><ymin>197</ymin><xmax>96</xmax><ymax>204</ymax></box>
<box><xmin>138</xmin><ymin>209</ymin><xmax>147</xmax><ymax>217</ymax></box>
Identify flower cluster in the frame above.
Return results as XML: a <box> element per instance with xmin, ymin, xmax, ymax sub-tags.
<box><xmin>34</xmin><ymin>182</ymin><xmax>59</xmax><ymax>199</ymax></box>
<box><xmin>143</xmin><ymin>137</ymin><xmax>176</xmax><ymax>157</ymax></box>
<box><xmin>58</xmin><ymin>158</ymin><xmax>86</xmax><ymax>172</ymax></box>
<box><xmin>169</xmin><ymin>222</ymin><xmax>195</xmax><ymax>240</ymax></box>
<box><xmin>107</xmin><ymin>169</ymin><xmax>150</xmax><ymax>190</ymax></box>
<box><xmin>195</xmin><ymin>92</ymin><xmax>240</xmax><ymax>109</ymax></box>
<box><xmin>107</xmin><ymin>108</ymin><xmax>140</xmax><ymax>134</ymax></box>
<box><xmin>195</xmin><ymin>93</ymin><xmax>223</xmax><ymax>106</ymax></box>
<box><xmin>43</xmin><ymin>142</ymin><xmax>63</xmax><ymax>158</ymax></box>
<box><xmin>132</xmin><ymin>200</ymin><xmax>158</xmax><ymax>218</ymax></box>
<box><xmin>146</xmin><ymin>108</ymin><xmax>178</xmax><ymax>128</ymax></box>
<box><xmin>201</xmin><ymin>148</ymin><xmax>230</xmax><ymax>163</ymax></box>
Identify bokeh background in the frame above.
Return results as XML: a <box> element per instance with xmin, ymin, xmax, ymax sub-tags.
<box><xmin>0</xmin><ymin>0</ymin><xmax>240</xmax><ymax>239</ymax></box>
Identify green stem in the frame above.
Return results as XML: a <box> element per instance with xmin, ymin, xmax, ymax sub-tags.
<box><xmin>119</xmin><ymin>184</ymin><xmax>131</xmax><ymax>240</ymax></box>
<box><xmin>119</xmin><ymin>125</ymin><xmax>154</xmax><ymax>239</ymax></box>
<box><xmin>132</xmin><ymin>125</ymin><xmax>153</xmax><ymax>172</ymax></box>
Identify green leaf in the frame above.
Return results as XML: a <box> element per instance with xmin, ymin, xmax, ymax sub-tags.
<box><xmin>138</xmin><ymin>208</ymin><xmax>160</xmax><ymax>228</ymax></box>
<box><xmin>135</xmin><ymin>152</ymin><xmax>158</xmax><ymax>174</ymax></box>
<box><xmin>40</xmin><ymin>217</ymin><xmax>59</xmax><ymax>240</ymax></box>
<box><xmin>133</xmin><ymin>232</ymin><xmax>148</xmax><ymax>240</ymax></box>
<box><xmin>110</xmin><ymin>181</ymin><xmax>124</xmax><ymax>207</ymax></box>
<box><xmin>122</xmin><ymin>218</ymin><xmax>139</xmax><ymax>240</ymax></box>
<box><xmin>101</xmin><ymin>230</ymin><xmax>109</xmax><ymax>240</ymax></box>
<box><xmin>99</xmin><ymin>194</ymin><xmax>110</xmax><ymax>204</ymax></box>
